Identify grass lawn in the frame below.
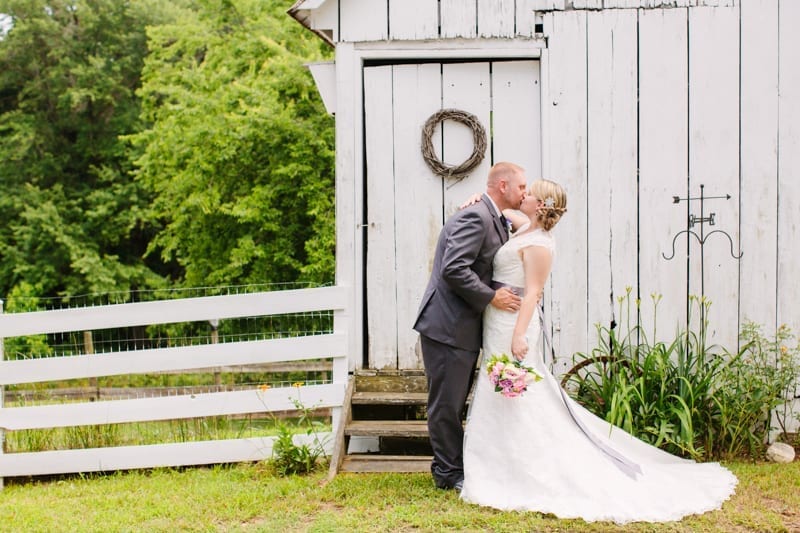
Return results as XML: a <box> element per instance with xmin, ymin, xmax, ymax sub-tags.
<box><xmin>0</xmin><ymin>460</ymin><xmax>797</xmax><ymax>532</ymax></box>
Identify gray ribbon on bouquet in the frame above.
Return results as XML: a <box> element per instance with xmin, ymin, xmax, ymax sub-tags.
<box><xmin>539</xmin><ymin>303</ymin><xmax>643</xmax><ymax>480</ymax></box>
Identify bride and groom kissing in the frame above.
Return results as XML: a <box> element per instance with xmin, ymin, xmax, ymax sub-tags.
<box><xmin>412</xmin><ymin>162</ymin><xmax>737</xmax><ymax>524</ymax></box>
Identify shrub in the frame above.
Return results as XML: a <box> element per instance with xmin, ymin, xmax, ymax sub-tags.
<box><xmin>736</xmin><ymin>322</ymin><xmax>800</xmax><ymax>446</ymax></box>
<box><xmin>564</xmin><ymin>291</ymin><xmax>797</xmax><ymax>461</ymax></box>
<box><xmin>258</xmin><ymin>387</ymin><xmax>329</xmax><ymax>476</ymax></box>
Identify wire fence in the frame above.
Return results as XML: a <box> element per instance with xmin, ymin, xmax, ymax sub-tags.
<box><xmin>2</xmin><ymin>283</ymin><xmax>335</xmax><ymax>360</ymax></box>
<box><xmin>1</xmin><ymin>283</ymin><xmax>338</xmax><ymax>404</ymax></box>
<box><xmin>2</xmin><ymin>281</ymin><xmax>324</xmax><ymax>311</ymax></box>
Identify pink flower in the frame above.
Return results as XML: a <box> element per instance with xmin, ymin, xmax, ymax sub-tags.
<box><xmin>485</xmin><ymin>353</ymin><xmax>543</xmax><ymax>398</ymax></box>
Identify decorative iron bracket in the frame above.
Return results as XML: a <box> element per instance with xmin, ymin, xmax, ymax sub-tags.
<box><xmin>662</xmin><ymin>184</ymin><xmax>742</xmax><ymax>328</ymax></box>
<box><xmin>662</xmin><ymin>184</ymin><xmax>742</xmax><ymax>262</ymax></box>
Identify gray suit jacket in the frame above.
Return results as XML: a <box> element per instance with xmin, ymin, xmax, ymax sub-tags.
<box><xmin>413</xmin><ymin>194</ymin><xmax>509</xmax><ymax>351</ymax></box>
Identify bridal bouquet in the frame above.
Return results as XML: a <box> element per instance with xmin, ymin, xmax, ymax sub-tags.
<box><xmin>485</xmin><ymin>353</ymin><xmax>543</xmax><ymax>398</ymax></box>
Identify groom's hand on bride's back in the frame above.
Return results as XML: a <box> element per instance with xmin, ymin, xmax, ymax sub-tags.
<box><xmin>459</xmin><ymin>193</ymin><xmax>483</xmax><ymax>209</ymax></box>
<box><xmin>490</xmin><ymin>288</ymin><xmax>521</xmax><ymax>312</ymax></box>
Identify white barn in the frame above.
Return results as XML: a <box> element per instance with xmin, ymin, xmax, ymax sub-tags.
<box><xmin>289</xmin><ymin>0</ymin><xmax>799</xmax><ymax>375</ymax></box>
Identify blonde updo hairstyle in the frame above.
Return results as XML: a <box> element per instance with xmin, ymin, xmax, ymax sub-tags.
<box><xmin>530</xmin><ymin>179</ymin><xmax>567</xmax><ymax>231</ymax></box>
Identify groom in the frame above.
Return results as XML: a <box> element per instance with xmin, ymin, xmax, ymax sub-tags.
<box><xmin>413</xmin><ymin>161</ymin><xmax>527</xmax><ymax>491</ymax></box>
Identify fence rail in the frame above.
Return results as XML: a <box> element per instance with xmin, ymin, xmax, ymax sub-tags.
<box><xmin>0</xmin><ymin>286</ymin><xmax>349</xmax><ymax>481</ymax></box>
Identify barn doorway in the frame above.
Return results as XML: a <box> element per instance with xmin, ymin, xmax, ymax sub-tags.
<box><xmin>363</xmin><ymin>59</ymin><xmax>541</xmax><ymax>370</ymax></box>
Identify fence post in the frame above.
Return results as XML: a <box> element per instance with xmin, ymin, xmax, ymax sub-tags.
<box><xmin>0</xmin><ymin>298</ymin><xmax>5</xmax><ymax>489</ymax></box>
<box><xmin>209</xmin><ymin>319</ymin><xmax>221</xmax><ymax>389</ymax></box>
<box><xmin>331</xmin><ymin>306</ymin><xmax>350</xmax><ymax>433</ymax></box>
<box><xmin>84</xmin><ymin>331</ymin><xmax>98</xmax><ymax>400</ymax></box>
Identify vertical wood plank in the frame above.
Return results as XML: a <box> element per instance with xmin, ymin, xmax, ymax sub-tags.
<box><xmin>778</xmin><ymin>0</ymin><xmax>800</xmax><ymax>335</ymax></box>
<box><xmin>311</xmin><ymin>0</ymin><xmax>339</xmax><ymax>42</ymax></box>
<box><xmin>393</xmin><ymin>64</ymin><xmax>444</xmax><ymax>369</ymax></box>
<box><xmin>688</xmin><ymin>6</ymin><xmax>740</xmax><ymax>350</ymax></box>
<box><xmin>740</xmin><ymin>0</ymin><xmax>778</xmax><ymax>333</ymax></box>
<box><xmin>389</xmin><ymin>0</ymin><xmax>439</xmax><ymax>40</ymax></box>
<box><xmin>340</xmin><ymin>0</ymin><xmax>388</xmax><ymax>42</ymax></box>
<box><xmin>516</xmin><ymin>0</ymin><xmax>538</xmax><ymax>37</ymax></box>
<box><xmin>638</xmin><ymin>8</ymin><xmax>689</xmax><ymax>344</ymax></box>
<box><xmin>586</xmin><ymin>10</ymin><xmax>638</xmax><ymax>340</ymax></box>
<box><xmin>543</xmin><ymin>11</ymin><xmax>588</xmax><ymax>373</ymax></box>
<box><xmin>333</xmin><ymin>42</ymin><xmax>362</xmax><ymax>370</ymax></box>
<box><xmin>478</xmin><ymin>0</ymin><xmax>516</xmax><ymax>38</ymax></box>
<box><xmin>533</xmin><ymin>0</ymin><xmax>565</xmax><ymax>8</ymax></box>
<box><xmin>364</xmin><ymin>66</ymin><xmax>398</xmax><ymax>370</ymax></box>
<box><xmin>492</xmin><ymin>61</ymin><xmax>542</xmax><ymax>178</ymax></box>
<box><xmin>441</xmin><ymin>63</ymin><xmax>492</xmax><ymax>215</ymax></box>
<box><xmin>441</xmin><ymin>0</ymin><xmax>478</xmax><ymax>38</ymax></box>
<box><xmin>600</xmin><ymin>0</ymin><xmax>626</xmax><ymax>7</ymax></box>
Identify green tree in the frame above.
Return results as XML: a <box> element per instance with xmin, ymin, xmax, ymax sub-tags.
<box><xmin>0</xmin><ymin>0</ymin><xmax>187</xmax><ymax>298</ymax></box>
<box><xmin>129</xmin><ymin>0</ymin><xmax>335</xmax><ymax>287</ymax></box>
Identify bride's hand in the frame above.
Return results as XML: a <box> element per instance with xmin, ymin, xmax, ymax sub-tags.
<box><xmin>459</xmin><ymin>193</ymin><xmax>482</xmax><ymax>209</ymax></box>
<box><xmin>511</xmin><ymin>335</ymin><xmax>528</xmax><ymax>361</ymax></box>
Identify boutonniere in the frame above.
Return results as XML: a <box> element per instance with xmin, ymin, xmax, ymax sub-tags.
<box><xmin>500</xmin><ymin>215</ymin><xmax>512</xmax><ymax>233</ymax></box>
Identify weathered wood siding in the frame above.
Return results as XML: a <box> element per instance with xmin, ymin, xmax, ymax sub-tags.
<box><xmin>363</xmin><ymin>60</ymin><xmax>541</xmax><ymax>370</ymax></box>
<box><xmin>295</xmin><ymin>0</ymin><xmax>543</xmax><ymax>40</ymax></box>
<box><xmin>293</xmin><ymin>0</ymin><xmax>740</xmax><ymax>43</ymax></box>
<box><xmin>294</xmin><ymin>0</ymin><xmax>798</xmax><ymax>373</ymax></box>
<box><xmin>542</xmin><ymin>2</ymin><xmax>796</xmax><ymax>363</ymax></box>
<box><xmin>636</xmin><ymin>7</ymin><xmax>689</xmax><ymax>344</ymax></box>
<box><xmin>778</xmin><ymin>1</ymin><xmax>800</xmax><ymax>338</ymax></box>
<box><xmin>545</xmin><ymin>11</ymin><xmax>588</xmax><ymax>372</ymax></box>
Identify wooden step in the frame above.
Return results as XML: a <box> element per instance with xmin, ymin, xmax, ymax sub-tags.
<box><xmin>344</xmin><ymin>420</ymin><xmax>429</xmax><ymax>438</ymax></box>
<box><xmin>340</xmin><ymin>454</ymin><xmax>432</xmax><ymax>473</ymax></box>
<box><xmin>351</xmin><ymin>391</ymin><xmax>428</xmax><ymax>405</ymax></box>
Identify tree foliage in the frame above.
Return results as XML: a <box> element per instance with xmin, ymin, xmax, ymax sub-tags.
<box><xmin>129</xmin><ymin>0</ymin><xmax>335</xmax><ymax>287</ymax></box>
<box><xmin>0</xmin><ymin>0</ymin><xmax>335</xmax><ymax>300</ymax></box>
<box><xmin>0</xmin><ymin>0</ymin><xmax>185</xmax><ymax>297</ymax></box>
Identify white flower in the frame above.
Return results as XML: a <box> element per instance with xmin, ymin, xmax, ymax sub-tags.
<box><xmin>544</xmin><ymin>196</ymin><xmax>556</xmax><ymax>208</ymax></box>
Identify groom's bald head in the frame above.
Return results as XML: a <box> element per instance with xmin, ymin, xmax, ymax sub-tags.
<box><xmin>487</xmin><ymin>162</ymin><xmax>527</xmax><ymax>211</ymax></box>
<box><xmin>487</xmin><ymin>162</ymin><xmax>525</xmax><ymax>188</ymax></box>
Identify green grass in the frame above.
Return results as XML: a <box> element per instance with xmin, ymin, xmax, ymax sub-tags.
<box><xmin>5</xmin><ymin>416</ymin><xmax>332</xmax><ymax>452</ymax></box>
<box><xmin>0</xmin><ymin>461</ymin><xmax>798</xmax><ymax>532</ymax></box>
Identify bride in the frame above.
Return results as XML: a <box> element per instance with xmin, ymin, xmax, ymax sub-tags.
<box><xmin>460</xmin><ymin>179</ymin><xmax>737</xmax><ymax>524</ymax></box>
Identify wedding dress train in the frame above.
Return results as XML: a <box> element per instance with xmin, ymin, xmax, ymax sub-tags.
<box><xmin>460</xmin><ymin>229</ymin><xmax>737</xmax><ymax>524</ymax></box>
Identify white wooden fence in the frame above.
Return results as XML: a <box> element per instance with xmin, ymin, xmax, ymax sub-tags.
<box><xmin>0</xmin><ymin>286</ymin><xmax>349</xmax><ymax>481</ymax></box>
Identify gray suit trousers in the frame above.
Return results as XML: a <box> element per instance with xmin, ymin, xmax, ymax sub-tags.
<box><xmin>421</xmin><ymin>334</ymin><xmax>478</xmax><ymax>489</ymax></box>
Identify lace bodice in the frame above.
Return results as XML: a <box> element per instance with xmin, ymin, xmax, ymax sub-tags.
<box><xmin>491</xmin><ymin>227</ymin><xmax>555</xmax><ymax>288</ymax></box>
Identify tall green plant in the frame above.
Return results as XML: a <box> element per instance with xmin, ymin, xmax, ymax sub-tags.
<box><xmin>258</xmin><ymin>386</ymin><xmax>329</xmax><ymax>476</ymax></box>
<box><xmin>564</xmin><ymin>292</ymin><xmax>788</xmax><ymax>461</ymax></box>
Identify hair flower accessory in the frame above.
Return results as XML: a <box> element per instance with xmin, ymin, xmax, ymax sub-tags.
<box><xmin>543</xmin><ymin>196</ymin><xmax>556</xmax><ymax>208</ymax></box>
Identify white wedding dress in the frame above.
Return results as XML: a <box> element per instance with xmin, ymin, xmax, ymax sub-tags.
<box><xmin>460</xmin><ymin>228</ymin><xmax>737</xmax><ymax>524</ymax></box>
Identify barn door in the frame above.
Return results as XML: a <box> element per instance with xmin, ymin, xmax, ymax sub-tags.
<box><xmin>363</xmin><ymin>60</ymin><xmax>541</xmax><ymax>370</ymax></box>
